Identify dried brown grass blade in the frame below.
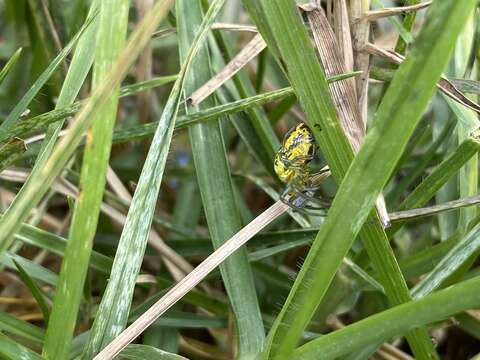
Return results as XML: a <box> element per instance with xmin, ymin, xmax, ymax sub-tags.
<box><xmin>302</xmin><ymin>4</ymin><xmax>390</xmax><ymax>227</ymax></box>
<box><xmin>92</xmin><ymin>200</ymin><xmax>289</xmax><ymax>360</ymax></box>
<box><xmin>152</xmin><ymin>23</ymin><xmax>258</xmax><ymax>39</ymax></box>
<box><xmin>188</xmin><ymin>33</ymin><xmax>266</xmax><ymax>106</ymax></box>
<box><xmin>389</xmin><ymin>194</ymin><xmax>480</xmax><ymax>222</ymax></box>
<box><xmin>362</xmin><ymin>1</ymin><xmax>432</xmax><ymax>22</ymax></box>
<box><xmin>347</xmin><ymin>0</ymin><xmax>370</xmax><ymax>122</ymax></box>
<box><xmin>365</xmin><ymin>42</ymin><xmax>480</xmax><ymax>115</ymax></box>
<box><xmin>332</xmin><ymin>0</ymin><xmax>354</xmax><ymax>73</ymax></box>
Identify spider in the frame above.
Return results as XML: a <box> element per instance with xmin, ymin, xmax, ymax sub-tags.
<box><xmin>274</xmin><ymin>122</ymin><xmax>330</xmax><ymax>212</ymax></box>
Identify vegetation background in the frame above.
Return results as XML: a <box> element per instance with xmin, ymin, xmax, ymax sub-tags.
<box><xmin>0</xmin><ymin>0</ymin><xmax>479</xmax><ymax>359</ymax></box>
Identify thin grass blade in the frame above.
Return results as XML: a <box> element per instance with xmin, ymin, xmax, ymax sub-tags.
<box><xmin>294</xmin><ymin>276</ymin><xmax>480</xmax><ymax>359</ymax></box>
<box><xmin>42</xmin><ymin>1</ymin><xmax>130</xmax><ymax>359</ymax></box>
<box><xmin>0</xmin><ymin>311</ymin><xmax>44</xmax><ymax>344</ymax></box>
<box><xmin>0</xmin><ymin>332</ymin><xmax>44</xmax><ymax>360</ymax></box>
<box><xmin>82</xmin><ymin>2</ymin><xmax>223</xmax><ymax>357</ymax></box>
<box><xmin>177</xmin><ymin>1</ymin><xmax>264</xmax><ymax>357</ymax></box>
<box><xmin>411</xmin><ymin>222</ymin><xmax>480</xmax><ymax>298</ymax></box>
<box><xmin>0</xmin><ymin>48</ymin><xmax>22</xmax><ymax>85</ymax></box>
<box><xmin>12</xmin><ymin>259</ymin><xmax>51</xmax><ymax>325</ymax></box>
<box><xmin>0</xmin><ymin>17</ymin><xmax>93</xmax><ymax>134</ymax></box>
<box><xmin>119</xmin><ymin>344</ymin><xmax>188</xmax><ymax>360</ymax></box>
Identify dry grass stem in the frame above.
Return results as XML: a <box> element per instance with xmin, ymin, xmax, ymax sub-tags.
<box><xmin>332</xmin><ymin>0</ymin><xmax>354</xmax><ymax>72</ymax></box>
<box><xmin>302</xmin><ymin>4</ymin><xmax>390</xmax><ymax>227</ymax></box>
<box><xmin>152</xmin><ymin>23</ymin><xmax>258</xmax><ymax>39</ymax></box>
<box><xmin>93</xmin><ymin>200</ymin><xmax>289</xmax><ymax>359</ymax></box>
<box><xmin>188</xmin><ymin>33</ymin><xmax>266</xmax><ymax>106</ymax></box>
<box><xmin>365</xmin><ymin>42</ymin><xmax>480</xmax><ymax>114</ymax></box>
<box><xmin>0</xmin><ymin>168</ymin><xmax>192</xmax><ymax>280</ymax></box>
<box><xmin>347</xmin><ymin>0</ymin><xmax>370</xmax><ymax>122</ymax></box>
<box><xmin>389</xmin><ymin>194</ymin><xmax>480</xmax><ymax>222</ymax></box>
<box><xmin>362</xmin><ymin>1</ymin><xmax>432</xmax><ymax>22</ymax></box>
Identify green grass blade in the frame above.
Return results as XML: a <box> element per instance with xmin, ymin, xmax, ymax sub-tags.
<box><xmin>245</xmin><ymin>1</ymin><xmax>476</xmax><ymax>359</ymax></box>
<box><xmin>386</xmin><ymin>119</ymin><xmax>455</xmax><ymax>205</ymax></box>
<box><xmin>2</xmin><ymin>72</ymin><xmax>353</xmax><ymax>146</ymax></box>
<box><xmin>0</xmin><ymin>139</ymin><xmax>26</xmax><ymax>172</ymax></box>
<box><xmin>0</xmin><ymin>332</ymin><xmax>45</xmax><ymax>360</ymax></box>
<box><xmin>177</xmin><ymin>1</ymin><xmax>264</xmax><ymax>357</ymax></box>
<box><xmin>0</xmin><ymin>47</ymin><xmax>22</xmax><ymax>85</ymax></box>
<box><xmin>212</xmin><ymin>32</ymin><xmax>280</xmax><ymax>172</ymax></box>
<box><xmin>10</xmin><ymin>220</ymin><xmax>229</xmax><ymax>315</ymax></box>
<box><xmin>42</xmin><ymin>1</ymin><xmax>130</xmax><ymax>359</ymax></box>
<box><xmin>294</xmin><ymin>276</ymin><xmax>480</xmax><ymax>359</ymax></box>
<box><xmin>447</xmin><ymin>13</ymin><xmax>477</xmax><ymax>235</ymax></box>
<box><xmin>0</xmin><ymin>17</ymin><xmax>92</xmax><ymax>134</ymax></box>
<box><xmin>9</xmin><ymin>70</ymin><xmax>351</xmax><ymax>146</ymax></box>
<box><xmin>411</xmin><ymin>222</ymin><xmax>480</xmax><ymax>298</ymax></box>
<box><xmin>12</xmin><ymin>259</ymin><xmax>51</xmax><ymax>325</ymax></box>
<box><xmin>0</xmin><ymin>311</ymin><xmax>44</xmax><ymax>344</ymax></box>
<box><xmin>119</xmin><ymin>344</ymin><xmax>187</xmax><ymax>360</ymax></box>
<box><xmin>1</xmin><ymin>252</ymin><xmax>58</xmax><ymax>286</ymax></box>
<box><xmin>401</xmin><ymin>135</ymin><xmax>480</xmax><ymax>211</ymax></box>
<box><xmin>0</xmin><ymin>0</ymin><xmax>174</xmax><ymax>256</ymax></box>
<box><xmin>451</xmin><ymin>78</ymin><xmax>480</xmax><ymax>95</ymax></box>
<box><xmin>387</xmin><ymin>135</ymin><xmax>480</xmax><ymax>236</ymax></box>
<box><xmin>0</xmin><ymin>1</ymin><xmax>100</xmax><ymax>254</ymax></box>
<box><xmin>12</xmin><ymin>221</ymin><xmax>113</xmax><ymax>274</ymax></box>
<box><xmin>394</xmin><ymin>0</ymin><xmax>421</xmax><ymax>54</ymax></box>
<box><xmin>1</xmin><ymin>75</ymin><xmax>177</xmax><ymax>144</ymax></box>
<box><xmin>81</xmin><ymin>2</ymin><xmax>222</xmax><ymax>357</ymax></box>
<box><xmin>13</xmin><ymin>222</ymin><xmax>230</xmax><ymax>316</ymax></box>
<box><xmin>399</xmin><ymin>236</ymin><xmax>458</xmax><ymax>279</ymax></box>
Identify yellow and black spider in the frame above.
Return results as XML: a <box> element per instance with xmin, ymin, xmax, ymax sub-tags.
<box><xmin>274</xmin><ymin>122</ymin><xmax>330</xmax><ymax>211</ymax></box>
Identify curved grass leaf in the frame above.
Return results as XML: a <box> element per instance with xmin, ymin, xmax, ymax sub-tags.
<box><xmin>411</xmin><ymin>222</ymin><xmax>480</xmax><ymax>298</ymax></box>
<box><xmin>294</xmin><ymin>276</ymin><xmax>480</xmax><ymax>359</ymax></box>
<box><xmin>0</xmin><ymin>311</ymin><xmax>44</xmax><ymax>344</ymax></box>
<box><xmin>10</xmin><ymin>220</ymin><xmax>229</xmax><ymax>315</ymax></box>
<box><xmin>13</xmin><ymin>221</ymin><xmax>113</xmax><ymax>274</ymax></box>
<box><xmin>0</xmin><ymin>252</ymin><xmax>58</xmax><ymax>286</ymax></box>
<box><xmin>119</xmin><ymin>344</ymin><xmax>187</xmax><ymax>360</ymax></box>
<box><xmin>248</xmin><ymin>1</ymin><xmax>477</xmax><ymax>359</ymax></box>
<box><xmin>0</xmin><ymin>48</ymin><xmax>22</xmax><ymax>85</ymax></box>
<box><xmin>12</xmin><ymin>259</ymin><xmax>51</xmax><ymax>325</ymax></box>
<box><xmin>0</xmin><ymin>332</ymin><xmax>44</xmax><ymax>360</ymax></box>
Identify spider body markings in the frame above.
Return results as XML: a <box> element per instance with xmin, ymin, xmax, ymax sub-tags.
<box><xmin>274</xmin><ymin>122</ymin><xmax>316</xmax><ymax>185</ymax></box>
<box><xmin>274</xmin><ymin>122</ymin><xmax>329</xmax><ymax>211</ymax></box>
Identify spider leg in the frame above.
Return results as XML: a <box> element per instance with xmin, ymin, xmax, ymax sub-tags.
<box><xmin>289</xmin><ymin>204</ymin><xmax>326</xmax><ymax>217</ymax></box>
<box><xmin>290</xmin><ymin>188</ymin><xmax>330</xmax><ymax>208</ymax></box>
<box><xmin>280</xmin><ymin>180</ymin><xmax>330</xmax><ymax>213</ymax></box>
<box><xmin>280</xmin><ymin>184</ymin><xmax>309</xmax><ymax>210</ymax></box>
